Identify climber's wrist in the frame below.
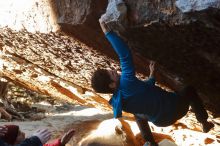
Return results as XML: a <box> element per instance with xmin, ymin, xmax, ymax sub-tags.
<box><xmin>99</xmin><ymin>19</ymin><xmax>111</xmax><ymax>34</ymax></box>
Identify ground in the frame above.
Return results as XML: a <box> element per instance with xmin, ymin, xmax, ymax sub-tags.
<box><xmin>0</xmin><ymin>81</ymin><xmax>219</xmax><ymax>146</ymax></box>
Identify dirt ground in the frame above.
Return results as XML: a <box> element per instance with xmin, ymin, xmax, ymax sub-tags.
<box><xmin>0</xmin><ymin>81</ymin><xmax>220</xmax><ymax>146</ymax></box>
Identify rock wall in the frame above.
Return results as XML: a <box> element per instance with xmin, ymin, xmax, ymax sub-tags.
<box><xmin>0</xmin><ymin>0</ymin><xmax>59</xmax><ymax>32</ymax></box>
<box><xmin>176</xmin><ymin>0</ymin><xmax>220</xmax><ymax>12</ymax></box>
<box><xmin>0</xmin><ymin>27</ymin><xmax>113</xmax><ymax>112</ymax></box>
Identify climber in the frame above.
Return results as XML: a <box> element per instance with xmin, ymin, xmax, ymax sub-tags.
<box><xmin>91</xmin><ymin>19</ymin><xmax>214</xmax><ymax>146</ymax></box>
<box><xmin>0</xmin><ymin>125</ymin><xmax>75</xmax><ymax>146</ymax></box>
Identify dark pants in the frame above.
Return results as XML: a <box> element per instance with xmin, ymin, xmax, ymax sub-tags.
<box><xmin>135</xmin><ymin>114</ymin><xmax>157</xmax><ymax>145</ymax></box>
<box><xmin>134</xmin><ymin>86</ymin><xmax>208</xmax><ymax>145</ymax></box>
<box><xmin>175</xmin><ymin>86</ymin><xmax>208</xmax><ymax>124</ymax></box>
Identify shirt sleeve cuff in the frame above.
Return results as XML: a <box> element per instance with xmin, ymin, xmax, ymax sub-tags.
<box><xmin>105</xmin><ymin>31</ymin><xmax>113</xmax><ymax>36</ymax></box>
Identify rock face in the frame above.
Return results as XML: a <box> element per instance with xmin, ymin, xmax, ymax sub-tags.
<box><xmin>176</xmin><ymin>0</ymin><xmax>220</xmax><ymax>12</ymax></box>
<box><xmin>0</xmin><ymin>0</ymin><xmax>59</xmax><ymax>32</ymax></box>
<box><xmin>0</xmin><ymin>27</ymin><xmax>114</xmax><ymax>112</ymax></box>
<box><xmin>78</xmin><ymin>119</ymin><xmax>138</xmax><ymax>146</ymax></box>
<box><xmin>54</xmin><ymin>0</ymin><xmax>220</xmax><ymax>113</ymax></box>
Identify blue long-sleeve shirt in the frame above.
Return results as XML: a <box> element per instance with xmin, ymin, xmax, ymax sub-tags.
<box><xmin>106</xmin><ymin>31</ymin><xmax>179</xmax><ymax>126</ymax></box>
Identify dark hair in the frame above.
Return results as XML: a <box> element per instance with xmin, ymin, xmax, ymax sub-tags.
<box><xmin>91</xmin><ymin>69</ymin><xmax>113</xmax><ymax>93</ymax></box>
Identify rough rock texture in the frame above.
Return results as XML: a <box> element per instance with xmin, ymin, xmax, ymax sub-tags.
<box><xmin>54</xmin><ymin>0</ymin><xmax>220</xmax><ymax>114</ymax></box>
<box><xmin>0</xmin><ymin>27</ymin><xmax>115</xmax><ymax>112</ymax></box>
<box><xmin>0</xmin><ymin>0</ymin><xmax>59</xmax><ymax>32</ymax></box>
<box><xmin>77</xmin><ymin>119</ymin><xmax>139</xmax><ymax>146</ymax></box>
<box><xmin>99</xmin><ymin>0</ymin><xmax>128</xmax><ymax>32</ymax></box>
<box><xmin>176</xmin><ymin>0</ymin><xmax>220</xmax><ymax>12</ymax></box>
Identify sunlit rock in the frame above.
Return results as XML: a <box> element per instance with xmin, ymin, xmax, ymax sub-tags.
<box><xmin>78</xmin><ymin>119</ymin><xmax>137</xmax><ymax>146</ymax></box>
<box><xmin>0</xmin><ymin>0</ymin><xmax>59</xmax><ymax>32</ymax></box>
<box><xmin>100</xmin><ymin>0</ymin><xmax>127</xmax><ymax>32</ymax></box>
<box><xmin>176</xmin><ymin>0</ymin><xmax>220</xmax><ymax>12</ymax></box>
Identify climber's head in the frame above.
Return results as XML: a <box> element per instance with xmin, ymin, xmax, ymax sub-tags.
<box><xmin>91</xmin><ymin>69</ymin><xmax>119</xmax><ymax>93</ymax></box>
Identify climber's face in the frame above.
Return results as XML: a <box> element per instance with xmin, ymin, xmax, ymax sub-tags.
<box><xmin>107</xmin><ymin>69</ymin><xmax>120</xmax><ymax>90</ymax></box>
<box><xmin>108</xmin><ymin>70</ymin><xmax>119</xmax><ymax>82</ymax></box>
